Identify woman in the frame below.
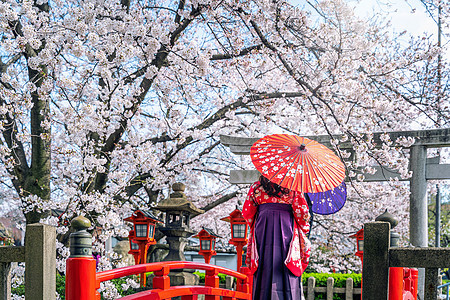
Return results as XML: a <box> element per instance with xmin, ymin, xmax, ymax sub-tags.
<box><xmin>242</xmin><ymin>175</ymin><xmax>311</xmax><ymax>300</ymax></box>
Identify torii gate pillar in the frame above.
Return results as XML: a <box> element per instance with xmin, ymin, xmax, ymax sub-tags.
<box><xmin>409</xmin><ymin>145</ymin><xmax>428</xmax><ymax>299</ymax></box>
<box><xmin>409</xmin><ymin>145</ymin><xmax>428</xmax><ymax>248</ymax></box>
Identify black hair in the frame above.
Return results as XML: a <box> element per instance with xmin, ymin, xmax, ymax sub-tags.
<box><xmin>259</xmin><ymin>175</ymin><xmax>290</xmax><ymax>198</ymax></box>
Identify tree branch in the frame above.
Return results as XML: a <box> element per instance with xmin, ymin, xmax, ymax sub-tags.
<box><xmin>91</xmin><ymin>6</ymin><xmax>204</xmax><ymax>193</ymax></box>
<box><xmin>210</xmin><ymin>45</ymin><xmax>263</xmax><ymax>60</ymax></box>
<box><xmin>199</xmin><ymin>190</ymin><xmax>240</xmax><ymax>212</ymax></box>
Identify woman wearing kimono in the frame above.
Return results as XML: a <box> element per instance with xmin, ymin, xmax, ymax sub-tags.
<box><xmin>242</xmin><ymin>175</ymin><xmax>311</xmax><ymax>300</ymax></box>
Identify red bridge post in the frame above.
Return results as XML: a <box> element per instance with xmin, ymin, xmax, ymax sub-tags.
<box><xmin>65</xmin><ymin>216</ymin><xmax>98</xmax><ymax>300</ymax></box>
<box><xmin>238</xmin><ymin>266</ymin><xmax>251</xmax><ymax>295</ymax></box>
<box><xmin>66</xmin><ymin>257</ymin><xmax>97</xmax><ymax>300</ymax></box>
<box><xmin>153</xmin><ymin>265</ymin><xmax>170</xmax><ymax>290</ymax></box>
<box><xmin>205</xmin><ymin>268</ymin><xmax>220</xmax><ymax>300</ymax></box>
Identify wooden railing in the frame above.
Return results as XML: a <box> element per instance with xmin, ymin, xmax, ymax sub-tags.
<box><xmin>66</xmin><ymin>259</ymin><xmax>252</xmax><ymax>300</ymax></box>
<box><xmin>65</xmin><ymin>215</ymin><xmax>252</xmax><ymax>300</ymax></box>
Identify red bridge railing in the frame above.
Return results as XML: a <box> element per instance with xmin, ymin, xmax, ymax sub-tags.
<box><xmin>66</xmin><ymin>257</ymin><xmax>252</xmax><ymax>300</ymax></box>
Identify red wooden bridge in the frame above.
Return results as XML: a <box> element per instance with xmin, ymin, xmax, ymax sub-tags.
<box><xmin>65</xmin><ymin>257</ymin><xmax>252</xmax><ymax>300</ymax></box>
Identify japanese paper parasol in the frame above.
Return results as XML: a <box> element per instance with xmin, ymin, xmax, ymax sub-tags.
<box><xmin>306</xmin><ymin>181</ymin><xmax>347</xmax><ymax>215</ymax></box>
<box><xmin>250</xmin><ymin>133</ymin><xmax>346</xmax><ymax>195</ymax></box>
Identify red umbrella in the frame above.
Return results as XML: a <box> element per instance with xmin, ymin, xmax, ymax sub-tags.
<box><xmin>250</xmin><ymin>134</ymin><xmax>346</xmax><ymax>193</ymax></box>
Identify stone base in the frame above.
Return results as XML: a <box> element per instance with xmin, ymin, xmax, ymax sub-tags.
<box><xmin>169</xmin><ymin>271</ymin><xmax>199</xmax><ymax>286</ymax></box>
<box><xmin>112</xmin><ymin>240</ymin><xmax>135</xmax><ymax>266</ymax></box>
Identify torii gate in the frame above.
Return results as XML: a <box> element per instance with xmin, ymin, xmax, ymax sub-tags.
<box><xmin>220</xmin><ymin>128</ymin><xmax>450</xmax><ymax>298</ymax></box>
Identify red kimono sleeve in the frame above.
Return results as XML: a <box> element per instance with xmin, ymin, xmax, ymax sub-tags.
<box><xmin>292</xmin><ymin>192</ymin><xmax>311</xmax><ymax>272</ymax></box>
<box><xmin>242</xmin><ymin>182</ymin><xmax>259</xmax><ymax>271</ymax></box>
<box><xmin>242</xmin><ymin>183</ymin><xmax>258</xmax><ymax>226</ymax></box>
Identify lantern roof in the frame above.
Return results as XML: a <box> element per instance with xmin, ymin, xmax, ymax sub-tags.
<box><xmin>124</xmin><ymin>209</ymin><xmax>163</xmax><ymax>223</ymax></box>
<box><xmin>155</xmin><ymin>183</ymin><xmax>204</xmax><ymax>217</ymax></box>
<box><xmin>220</xmin><ymin>208</ymin><xmax>245</xmax><ymax>223</ymax></box>
<box><xmin>349</xmin><ymin>227</ymin><xmax>364</xmax><ymax>239</ymax></box>
<box><xmin>193</xmin><ymin>227</ymin><xmax>222</xmax><ymax>239</ymax></box>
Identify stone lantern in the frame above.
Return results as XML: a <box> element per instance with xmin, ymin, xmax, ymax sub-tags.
<box><xmin>351</xmin><ymin>209</ymin><xmax>400</xmax><ymax>266</ymax></box>
<box><xmin>155</xmin><ymin>182</ymin><xmax>204</xmax><ymax>286</ymax></box>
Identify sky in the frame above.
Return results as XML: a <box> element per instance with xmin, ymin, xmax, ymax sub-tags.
<box><xmin>353</xmin><ymin>0</ymin><xmax>437</xmax><ymax>33</ymax></box>
<box><xmin>291</xmin><ymin>0</ymin><xmax>448</xmax><ymax>58</ymax></box>
<box><xmin>352</xmin><ymin>0</ymin><xmax>449</xmax><ymax>58</ymax></box>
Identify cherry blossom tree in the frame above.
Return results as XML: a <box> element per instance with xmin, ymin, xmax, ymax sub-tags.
<box><xmin>0</xmin><ymin>0</ymin><xmax>448</xmax><ymax>293</ymax></box>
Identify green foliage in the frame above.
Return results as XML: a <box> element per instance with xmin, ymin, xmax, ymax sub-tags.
<box><xmin>302</xmin><ymin>272</ymin><xmax>362</xmax><ymax>288</ymax></box>
<box><xmin>56</xmin><ymin>273</ymin><xmax>66</xmax><ymax>299</ymax></box>
<box><xmin>194</xmin><ymin>272</ymin><xmax>228</xmax><ymax>284</ymax></box>
<box><xmin>12</xmin><ymin>273</ymin><xmax>67</xmax><ymax>298</ymax></box>
<box><xmin>195</xmin><ymin>271</ymin><xmax>205</xmax><ymax>283</ymax></box>
<box><xmin>428</xmin><ymin>188</ymin><xmax>450</xmax><ymax>247</ymax></box>
<box><xmin>302</xmin><ymin>273</ymin><xmax>362</xmax><ymax>300</ymax></box>
<box><xmin>11</xmin><ymin>283</ymin><xmax>25</xmax><ymax>296</ymax></box>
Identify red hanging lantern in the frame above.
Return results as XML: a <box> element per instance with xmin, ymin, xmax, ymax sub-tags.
<box><xmin>127</xmin><ymin>230</ymin><xmax>140</xmax><ymax>265</ymax></box>
<box><xmin>350</xmin><ymin>227</ymin><xmax>364</xmax><ymax>265</ymax></box>
<box><xmin>124</xmin><ymin>209</ymin><xmax>163</xmax><ymax>286</ymax></box>
<box><xmin>193</xmin><ymin>227</ymin><xmax>221</xmax><ymax>264</ymax></box>
<box><xmin>221</xmin><ymin>209</ymin><xmax>248</xmax><ymax>270</ymax></box>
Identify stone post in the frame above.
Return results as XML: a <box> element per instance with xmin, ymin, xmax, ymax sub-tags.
<box><xmin>0</xmin><ymin>243</ymin><xmax>25</xmax><ymax>300</ymax></box>
<box><xmin>424</xmin><ymin>268</ymin><xmax>438</xmax><ymax>300</ymax></box>
<box><xmin>362</xmin><ymin>222</ymin><xmax>390</xmax><ymax>300</ymax></box>
<box><xmin>25</xmin><ymin>223</ymin><xmax>56</xmax><ymax>300</ymax></box>
<box><xmin>0</xmin><ymin>262</ymin><xmax>11</xmax><ymax>300</ymax></box>
<box><xmin>375</xmin><ymin>210</ymin><xmax>402</xmax><ymax>299</ymax></box>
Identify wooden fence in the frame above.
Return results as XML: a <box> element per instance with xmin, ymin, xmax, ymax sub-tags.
<box><xmin>303</xmin><ymin>276</ymin><xmax>361</xmax><ymax>300</ymax></box>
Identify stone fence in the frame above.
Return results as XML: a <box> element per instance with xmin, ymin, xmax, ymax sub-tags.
<box><xmin>0</xmin><ymin>223</ymin><xmax>56</xmax><ymax>300</ymax></box>
<box><xmin>362</xmin><ymin>221</ymin><xmax>450</xmax><ymax>300</ymax></box>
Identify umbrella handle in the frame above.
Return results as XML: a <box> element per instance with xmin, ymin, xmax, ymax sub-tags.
<box><xmin>304</xmin><ymin>193</ymin><xmax>314</xmax><ymax>238</ymax></box>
